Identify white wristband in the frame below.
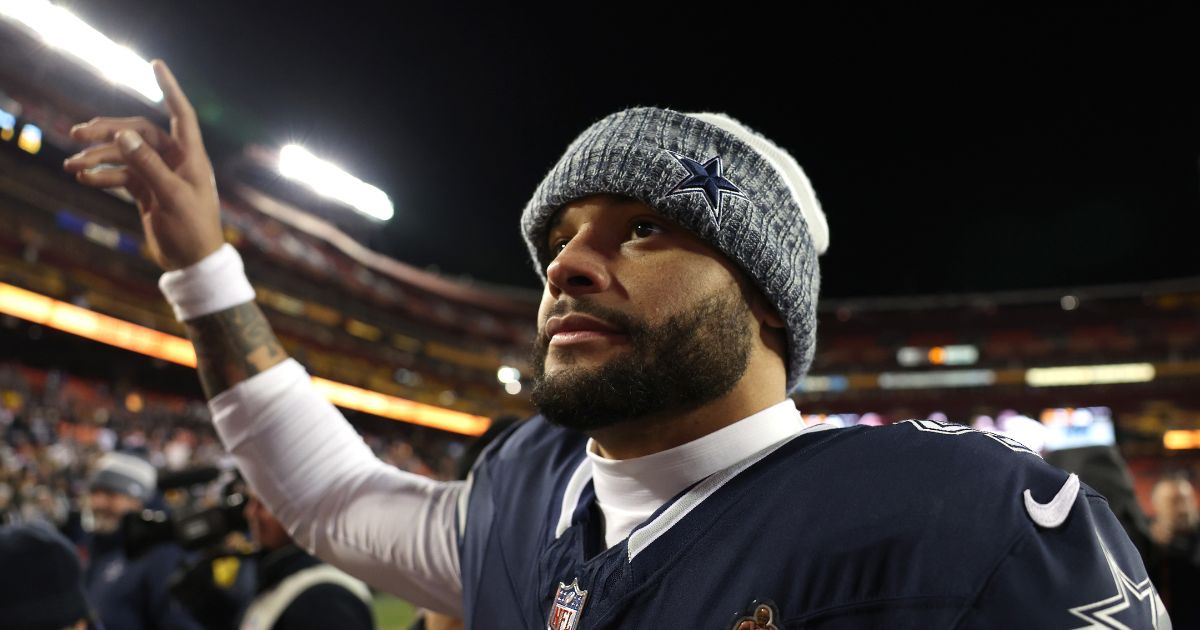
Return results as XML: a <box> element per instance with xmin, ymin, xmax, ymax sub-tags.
<box><xmin>158</xmin><ymin>244</ymin><xmax>257</xmax><ymax>321</ymax></box>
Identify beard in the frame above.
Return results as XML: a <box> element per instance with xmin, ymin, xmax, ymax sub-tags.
<box><xmin>530</xmin><ymin>287</ymin><xmax>753</xmax><ymax>432</ymax></box>
<box><xmin>84</xmin><ymin>508</ymin><xmax>122</xmax><ymax>535</ymax></box>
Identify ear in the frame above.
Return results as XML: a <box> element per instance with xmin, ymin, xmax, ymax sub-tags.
<box><xmin>748</xmin><ymin>289</ymin><xmax>785</xmax><ymax>330</ymax></box>
<box><xmin>727</xmin><ymin>263</ymin><xmax>784</xmax><ymax>330</ymax></box>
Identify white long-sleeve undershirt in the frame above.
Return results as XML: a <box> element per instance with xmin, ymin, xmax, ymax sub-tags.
<box><xmin>208</xmin><ymin>359</ymin><xmax>466</xmax><ymax>615</ymax></box>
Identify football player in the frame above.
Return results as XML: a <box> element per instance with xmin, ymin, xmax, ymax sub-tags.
<box><xmin>65</xmin><ymin>60</ymin><xmax>1170</xmax><ymax>629</ymax></box>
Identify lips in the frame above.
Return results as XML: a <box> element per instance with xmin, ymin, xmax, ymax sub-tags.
<box><xmin>545</xmin><ymin>313</ymin><xmax>624</xmax><ymax>339</ymax></box>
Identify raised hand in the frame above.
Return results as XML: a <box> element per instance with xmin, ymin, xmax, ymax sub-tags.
<box><xmin>63</xmin><ymin>60</ymin><xmax>224</xmax><ymax>271</ymax></box>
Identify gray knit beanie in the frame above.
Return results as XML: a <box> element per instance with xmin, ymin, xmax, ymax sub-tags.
<box><xmin>89</xmin><ymin>451</ymin><xmax>157</xmax><ymax>500</ymax></box>
<box><xmin>520</xmin><ymin>107</ymin><xmax>829</xmax><ymax>393</ymax></box>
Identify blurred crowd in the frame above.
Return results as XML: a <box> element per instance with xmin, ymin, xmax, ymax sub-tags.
<box><xmin>0</xmin><ymin>361</ymin><xmax>462</xmax><ymax>531</ymax></box>
<box><xmin>0</xmin><ymin>361</ymin><xmax>472</xmax><ymax>629</ymax></box>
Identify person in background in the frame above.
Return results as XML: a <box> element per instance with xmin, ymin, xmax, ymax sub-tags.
<box><xmin>238</xmin><ymin>491</ymin><xmax>374</xmax><ymax>630</ymax></box>
<box><xmin>82</xmin><ymin>452</ymin><xmax>203</xmax><ymax>630</ymax></box>
<box><xmin>1044</xmin><ymin>444</ymin><xmax>1154</xmax><ymax>560</ymax></box>
<box><xmin>1147</xmin><ymin>474</ymin><xmax>1200</xmax><ymax>627</ymax></box>
<box><xmin>0</xmin><ymin>523</ymin><xmax>96</xmax><ymax>630</ymax></box>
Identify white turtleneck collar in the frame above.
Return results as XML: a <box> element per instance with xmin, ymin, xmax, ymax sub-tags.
<box><xmin>585</xmin><ymin>398</ymin><xmax>805</xmax><ymax>549</ymax></box>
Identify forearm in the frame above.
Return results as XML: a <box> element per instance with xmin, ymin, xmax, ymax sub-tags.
<box><xmin>156</xmin><ymin>242</ymin><xmax>287</xmax><ymax>399</ymax></box>
<box><xmin>184</xmin><ymin>301</ymin><xmax>288</xmax><ymax>399</ymax></box>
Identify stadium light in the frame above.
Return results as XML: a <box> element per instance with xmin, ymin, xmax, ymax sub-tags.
<box><xmin>311</xmin><ymin>378</ymin><xmax>489</xmax><ymax>435</ymax></box>
<box><xmin>897</xmin><ymin>344</ymin><xmax>978</xmax><ymax>367</ymax></box>
<box><xmin>16</xmin><ymin>123</ymin><xmax>42</xmax><ymax>154</ymax></box>
<box><xmin>0</xmin><ymin>281</ymin><xmax>488</xmax><ymax>435</ymax></box>
<box><xmin>0</xmin><ymin>107</ymin><xmax>15</xmax><ymax>141</ymax></box>
<box><xmin>0</xmin><ymin>281</ymin><xmax>197</xmax><ymax>365</ymax></box>
<box><xmin>278</xmin><ymin>144</ymin><xmax>394</xmax><ymax>221</ymax></box>
<box><xmin>1164</xmin><ymin>430</ymin><xmax>1200</xmax><ymax>450</ymax></box>
<box><xmin>1025</xmin><ymin>363</ymin><xmax>1155</xmax><ymax>387</ymax></box>
<box><xmin>0</xmin><ymin>0</ymin><xmax>163</xmax><ymax>102</ymax></box>
<box><xmin>496</xmin><ymin>366</ymin><xmax>521</xmax><ymax>384</ymax></box>
<box><xmin>796</xmin><ymin>374</ymin><xmax>848</xmax><ymax>393</ymax></box>
<box><xmin>878</xmin><ymin>369</ymin><xmax>996</xmax><ymax>390</ymax></box>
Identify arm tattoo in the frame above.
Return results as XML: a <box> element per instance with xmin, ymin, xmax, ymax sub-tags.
<box><xmin>184</xmin><ymin>302</ymin><xmax>289</xmax><ymax>399</ymax></box>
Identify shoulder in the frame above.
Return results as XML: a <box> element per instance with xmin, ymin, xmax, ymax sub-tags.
<box><xmin>777</xmin><ymin>420</ymin><xmax>1062</xmax><ymax>487</ymax></box>
<box><xmin>872</xmin><ymin>418</ymin><xmax>1043</xmax><ymax>457</ymax></box>
<box><xmin>847</xmin><ymin>419</ymin><xmax>1071</xmax><ymax>492</ymax></box>
<box><xmin>474</xmin><ymin>415</ymin><xmax>588</xmax><ymax>494</ymax></box>
<box><xmin>766</xmin><ymin>420</ymin><xmax>1086</xmax><ymax>548</ymax></box>
<box><xmin>866</xmin><ymin>420</ymin><xmax>1091</xmax><ymax>521</ymax></box>
<box><xmin>487</xmin><ymin>415</ymin><xmax>586</xmax><ymax>464</ymax></box>
<box><xmin>459</xmin><ymin>416</ymin><xmax>588</xmax><ymax>565</ymax></box>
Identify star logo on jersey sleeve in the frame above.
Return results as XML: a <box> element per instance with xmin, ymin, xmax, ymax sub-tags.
<box><xmin>1067</xmin><ymin>529</ymin><xmax>1166</xmax><ymax>629</ymax></box>
<box><xmin>665</xmin><ymin>151</ymin><xmax>747</xmax><ymax>228</ymax></box>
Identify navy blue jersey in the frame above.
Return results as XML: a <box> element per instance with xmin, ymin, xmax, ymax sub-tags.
<box><xmin>460</xmin><ymin>418</ymin><xmax>1169</xmax><ymax>629</ymax></box>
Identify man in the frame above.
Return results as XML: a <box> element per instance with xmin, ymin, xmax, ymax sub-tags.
<box><xmin>1147</xmin><ymin>475</ymin><xmax>1200</xmax><ymax>627</ymax></box>
<box><xmin>1151</xmin><ymin>475</ymin><xmax>1200</xmax><ymax>548</ymax></box>
<box><xmin>0</xmin><ymin>523</ymin><xmax>94</xmax><ymax>630</ymax></box>
<box><xmin>238</xmin><ymin>491</ymin><xmax>374</xmax><ymax>630</ymax></box>
<box><xmin>65</xmin><ymin>61</ymin><xmax>1170</xmax><ymax>627</ymax></box>
<box><xmin>83</xmin><ymin>452</ymin><xmax>203</xmax><ymax>630</ymax></box>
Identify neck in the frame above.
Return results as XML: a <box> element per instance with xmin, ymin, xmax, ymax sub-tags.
<box><xmin>589</xmin><ymin>372</ymin><xmax>785</xmax><ymax>459</ymax></box>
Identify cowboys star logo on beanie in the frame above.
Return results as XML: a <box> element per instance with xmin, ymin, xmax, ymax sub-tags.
<box><xmin>520</xmin><ymin>107</ymin><xmax>829</xmax><ymax>393</ymax></box>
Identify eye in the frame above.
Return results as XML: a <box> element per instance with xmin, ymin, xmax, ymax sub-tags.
<box><xmin>550</xmin><ymin>237</ymin><xmax>570</xmax><ymax>254</ymax></box>
<box><xmin>631</xmin><ymin>220</ymin><xmax>663</xmax><ymax>240</ymax></box>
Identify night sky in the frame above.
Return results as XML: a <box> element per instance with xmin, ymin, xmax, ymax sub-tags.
<box><xmin>61</xmin><ymin>3</ymin><xmax>1200</xmax><ymax>298</ymax></box>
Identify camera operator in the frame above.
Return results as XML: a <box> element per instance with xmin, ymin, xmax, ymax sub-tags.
<box><xmin>235</xmin><ymin>490</ymin><xmax>373</xmax><ymax>630</ymax></box>
<box><xmin>82</xmin><ymin>452</ymin><xmax>203</xmax><ymax>630</ymax></box>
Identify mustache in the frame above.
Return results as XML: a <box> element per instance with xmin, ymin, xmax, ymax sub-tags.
<box><xmin>537</xmin><ymin>299</ymin><xmax>645</xmax><ymax>343</ymax></box>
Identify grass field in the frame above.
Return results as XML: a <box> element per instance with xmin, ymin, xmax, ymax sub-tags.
<box><xmin>372</xmin><ymin>595</ymin><xmax>418</xmax><ymax>630</ymax></box>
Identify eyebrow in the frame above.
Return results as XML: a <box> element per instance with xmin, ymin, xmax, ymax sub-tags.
<box><xmin>545</xmin><ymin>210</ymin><xmax>568</xmax><ymax>247</ymax></box>
<box><xmin>547</xmin><ymin>209</ymin><xmax>566</xmax><ymax>233</ymax></box>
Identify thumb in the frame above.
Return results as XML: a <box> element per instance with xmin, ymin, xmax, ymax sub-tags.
<box><xmin>117</xmin><ymin>130</ymin><xmax>185</xmax><ymax>206</ymax></box>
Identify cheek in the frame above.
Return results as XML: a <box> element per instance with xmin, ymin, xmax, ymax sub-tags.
<box><xmin>627</xmin><ymin>257</ymin><xmax>737</xmax><ymax>316</ymax></box>
<box><xmin>535</xmin><ymin>296</ymin><xmax>556</xmax><ymax>336</ymax></box>
<box><xmin>537</xmin><ymin>292</ymin><xmax>555</xmax><ymax>329</ymax></box>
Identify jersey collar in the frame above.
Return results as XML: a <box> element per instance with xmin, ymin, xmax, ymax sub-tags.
<box><xmin>583</xmin><ymin>399</ymin><xmax>806</xmax><ymax>548</ymax></box>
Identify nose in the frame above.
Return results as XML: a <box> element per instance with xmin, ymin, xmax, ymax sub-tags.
<box><xmin>546</xmin><ymin>229</ymin><xmax>612</xmax><ymax>298</ymax></box>
<box><xmin>88</xmin><ymin>490</ymin><xmax>111</xmax><ymax>511</ymax></box>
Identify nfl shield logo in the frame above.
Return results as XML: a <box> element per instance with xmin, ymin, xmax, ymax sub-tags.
<box><xmin>546</xmin><ymin>578</ymin><xmax>588</xmax><ymax>630</ymax></box>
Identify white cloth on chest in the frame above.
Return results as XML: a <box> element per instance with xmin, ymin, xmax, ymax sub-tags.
<box><xmin>586</xmin><ymin>398</ymin><xmax>804</xmax><ymax>549</ymax></box>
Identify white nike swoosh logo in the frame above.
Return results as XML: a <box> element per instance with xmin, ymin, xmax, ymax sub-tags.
<box><xmin>1023</xmin><ymin>473</ymin><xmax>1080</xmax><ymax>529</ymax></box>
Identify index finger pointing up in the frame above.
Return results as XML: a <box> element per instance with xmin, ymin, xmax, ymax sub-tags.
<box><xmin>152</xmin><ymin>60</ymin><xmax>201</xmax><ymax>146</ymax></box>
